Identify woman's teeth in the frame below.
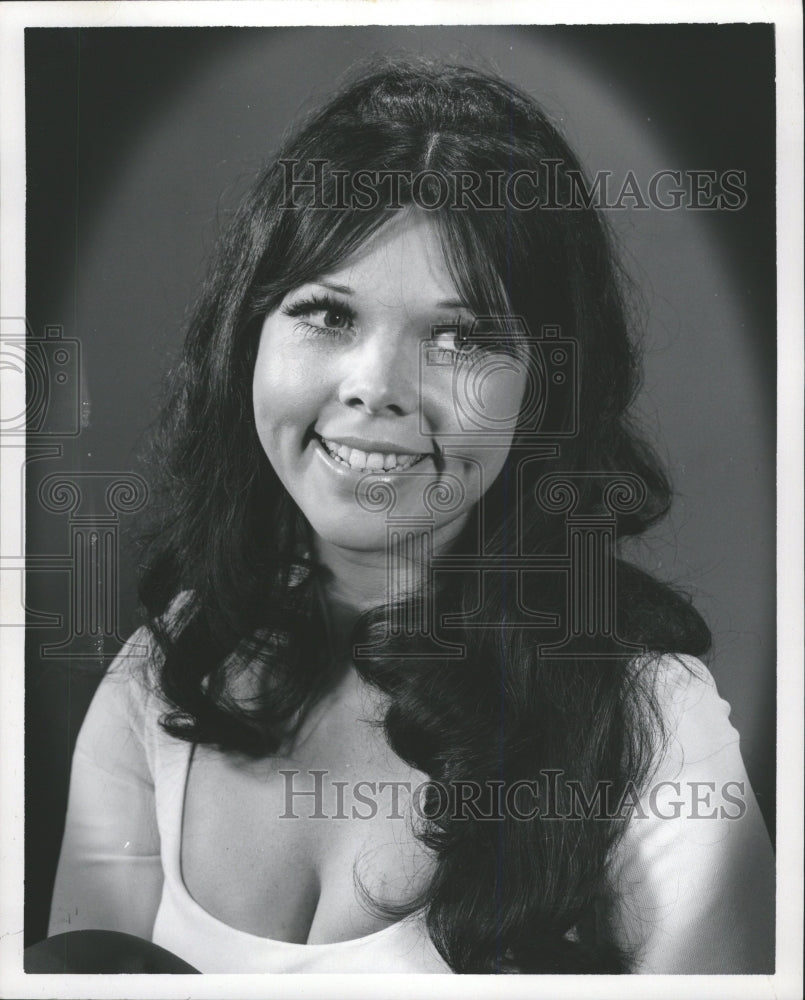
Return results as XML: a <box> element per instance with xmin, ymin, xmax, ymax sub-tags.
<box><xmin>320</xmin><ymin>437</ymin><xmax>424</xmax><ymax>472</ymax></box>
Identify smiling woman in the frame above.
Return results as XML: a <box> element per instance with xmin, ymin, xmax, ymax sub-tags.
<box><xmin>42</xmin><ymin>58</ymin><xmax>774</xmax><ymax>975</ymax></box>
<box><xmin>253</xmin><ymin>213</ymin><xmax>525</xmax><ymax>554</ymax></box>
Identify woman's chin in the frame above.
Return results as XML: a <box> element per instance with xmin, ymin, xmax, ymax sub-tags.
<box><xmin>305</xmin><ymin>508</ymin><xmax>470</xmax><ymax>563</ymax></box>
<box><xmin>306</xmin><ymin>516</ymin><xmax>396</xmax><ymax>557</ymax></box>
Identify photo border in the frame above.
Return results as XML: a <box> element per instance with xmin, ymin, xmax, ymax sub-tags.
<box><xmin>1</xmin><ymin>2</ymin><xmax>801</xmax><ymax>999</ymax></box>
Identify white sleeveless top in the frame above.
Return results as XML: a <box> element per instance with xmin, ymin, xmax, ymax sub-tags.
<box><xmin>49</xmin><ymin>632</ymin><xmax>775</xmax><ymax>973</ymax></box>
<box><xmin>150</xmin><ymin>736</ymin><xmax>448</xmax><ymax>972</ymax></box>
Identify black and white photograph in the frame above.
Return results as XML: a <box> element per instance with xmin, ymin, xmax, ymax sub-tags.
<box><xmin>1</xmin><ymin>2</ymin><xmax>802</xmax><ymax>998</ymax></box>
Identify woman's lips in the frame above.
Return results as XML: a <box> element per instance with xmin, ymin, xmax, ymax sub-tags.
<box><xmin>318</xmin><ymin>435</ymin><xmax>426</xmax><ymax>472</ymax></box>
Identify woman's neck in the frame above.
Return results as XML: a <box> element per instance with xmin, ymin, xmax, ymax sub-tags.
<box><xmin>311</xmin><ymin>516</ymin><xmax>468</xmax><ymax>633</ymax></box>
<box><xmin>313</xmin><ymin>540</ymin><xmax>390</xmax><ymax>612</ymax></box>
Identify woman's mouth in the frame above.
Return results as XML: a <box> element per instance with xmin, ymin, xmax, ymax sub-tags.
<box><xmin>317</xmin><ymin>435</ymin><xmax>427</xmax><ymax>472</ymax></box>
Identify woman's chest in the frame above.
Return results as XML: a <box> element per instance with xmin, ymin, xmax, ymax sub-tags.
<box><xmin>180</xmin><ymin>706</ymin><xmax>434</xmax><ymax>945</ymax></box>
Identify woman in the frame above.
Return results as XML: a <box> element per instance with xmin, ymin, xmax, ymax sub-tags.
<box><xmin>47</xmin><ymin>60</ymin><xmax>774</xmax><ymax>974</ymax></box>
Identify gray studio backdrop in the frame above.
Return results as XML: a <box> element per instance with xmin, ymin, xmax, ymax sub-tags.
<box><xmin>24</xmin><ymin>24</ymin><xmax>775</xmax><ymax>939</ymax></box>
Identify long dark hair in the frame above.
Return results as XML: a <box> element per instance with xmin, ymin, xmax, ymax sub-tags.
<box><xmin>138</xmin><ymin>59</ymin><xmax>710</xmax><ymax>973</ymax></box>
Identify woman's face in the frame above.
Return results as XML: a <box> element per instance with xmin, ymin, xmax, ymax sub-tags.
<box><xmin>253</xmin><ymin>212</ymin><xmax>528</xmax><ymax>555</ymax></box>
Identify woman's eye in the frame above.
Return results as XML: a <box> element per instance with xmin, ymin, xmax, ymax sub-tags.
<box><xmin>431</xmin><ymin>321</ymin><xmax>479</xmax><ymax>360</ymax></box>
<box><xmin>279</xmin><ymin>295</ymin><xmax>356</xmax><ymax>337</ymax></box>
<box><xmin>322</xmin><ymin>308</ymin><xmax>350</xmax><ymax>330</ymax></box>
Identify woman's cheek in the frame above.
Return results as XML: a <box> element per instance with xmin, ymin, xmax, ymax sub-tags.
<box><xmin>429</xmin><ymin>359</ymin><xmax>527</xmax><ymax>446</ymax></box>
<box><xmin>254</xmin><ymin>345</ymin><xmax>314</xmax><ymax>414</ymax></box>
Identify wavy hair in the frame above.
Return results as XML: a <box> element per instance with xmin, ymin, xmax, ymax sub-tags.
<box><xmin>138</xmin><ymin>59</ymin><xmax>710</xmax><ymax>973</ymax></box>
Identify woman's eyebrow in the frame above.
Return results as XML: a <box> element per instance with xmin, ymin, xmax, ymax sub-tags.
<box><xmin>436</xmin><ymin>298</ymin><xmax>474</xmax><ymax>311</ymax></box>
<box><xmin>316</xmin><ymin>281</ymin><xmax>354</xmax><ymax>295</ymax></box>
<box><xmin>306</xmin><ymin>285</ymin><xmax>472</xmax><ymax>313</ymax></box>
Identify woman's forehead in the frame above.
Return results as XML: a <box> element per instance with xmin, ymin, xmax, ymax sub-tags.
<box><xmin>306</xmin><ymin>211</ymin><xmax>468</xmax><ymax>306</ymax></box>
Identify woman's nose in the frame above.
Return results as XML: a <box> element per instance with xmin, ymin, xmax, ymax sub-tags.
<box><xmin>337</xmin><ymin>335</ymin><xmax>418</xmax><ymax>416</ymax></box>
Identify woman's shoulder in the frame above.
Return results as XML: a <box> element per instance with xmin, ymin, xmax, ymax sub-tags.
<box><xmin>90</xmin><ymin>591</ymin><xmax>194</xmax><ymax>733</ymax></box>
<box><xmin>629</xmin><ymin>652</ymin><xmax>728</xmax><ymax>721</ymax></box>
<box><xmin>611</xmin><ymin>653</ymin><xmax>774</xmax><ymax>973</ymax></box>
<box><xmin>628</xmin><ymin>652</ymin><xmax>740</xmax><ymax>778</ymax></box>
<box><xmin>81</xmin><ymin>631</ymin><xmax>161</xmax><ymax>756</ymax></box>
